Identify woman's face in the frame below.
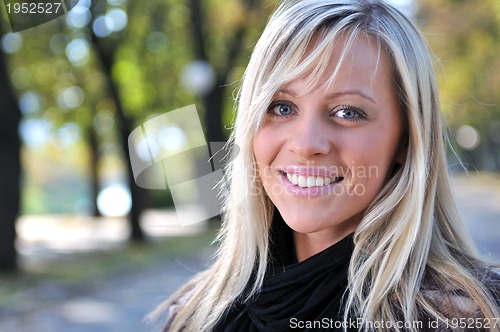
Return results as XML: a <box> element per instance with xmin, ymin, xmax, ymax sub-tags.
<box><xmin>253</xmin><ymin>34</ymin><xmax>405</xmax><ymax>242</ymax></box>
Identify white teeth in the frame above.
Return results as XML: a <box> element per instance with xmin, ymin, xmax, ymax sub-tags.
<box><xmin>285</xmin><ymin>173</ymin><xmax>341</xmax><ymax>187</ymax></box>
<box><xmin>306</xmin><ymin>176</ymin><xmax>315</xmax><ymax>188</ymax></box>
<box><xmin>315</xmin><ymin>177</ymin><xmax>324</xmax><ymax>186</ymax></box>
<box><xmin>298</xmin><ymin>176</ymin><xmax>307</xmax><ymax>188</ymax></box>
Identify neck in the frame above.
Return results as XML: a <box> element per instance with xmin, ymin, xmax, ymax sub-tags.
<box><xmin>293</xmin><ymin>229</ymin><xmax>354</xmax><ymax>262</ymax></box>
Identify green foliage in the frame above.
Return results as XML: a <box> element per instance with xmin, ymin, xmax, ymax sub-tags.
<box><xmin>418</xmin><ymin>0</ymin><xmax>500</xmax><ymax>169</ymax></box>
<box><xmin>3</xmin><ymin>0</ymin><xmax>275</xmax><ymax>214</ymax></box>
<box><xmin>420</xmin><ymin>0</ymin><xmax>500</xmax><ymax>129</ymax></box>
<box><xmin>7</xmin><ymin>0</ymin><xmax>498</xmax><ymax>216</ymax></box>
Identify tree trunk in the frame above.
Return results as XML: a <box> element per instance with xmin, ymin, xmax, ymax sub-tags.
<box><xmin>0</xmin><ymin>48</ymin><xmax>21</xmax><ymax>271</ymax></box>
<box><xmin>118</xmin><ymin>116</ymin><xmax>146</xmax><ymax>241</ymax></box>
<box><xmin>189</xmin><ymin>0</ymin><xmax>263</xmax><ymax>142</ymax></box>
<box><xmin>88</xmin><ymin>127</ymin><xmax>101</xmax><ymax>217</ymax></box>
<box><xmin>89</xmin><ymin>30</ymin><xmax>146</xmax><ymax>242</ymax></box>
<box><xmin>204</xmin><ymin>76</ymin><xmax>227</xmax><ymax>142</ymax></box>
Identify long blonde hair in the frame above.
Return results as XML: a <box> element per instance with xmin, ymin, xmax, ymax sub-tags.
<box><xmin>161</xmin><ymin>1</ymin><xmax>500</xmax><ymax>330</ymax></box>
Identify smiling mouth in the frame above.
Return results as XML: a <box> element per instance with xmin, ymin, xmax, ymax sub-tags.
<box><xmin>280</xmin><ymin>171</ymin><xmax>344</xmax><ymax>188</ymax></box>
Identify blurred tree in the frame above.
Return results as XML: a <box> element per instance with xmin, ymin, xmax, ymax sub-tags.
<box><xmin>418</xmin><ymin>0</ymin><xmax>500</xmax><ymax>170</ymax></box>
<box><xmin>189</xmin><ymin>0</ymin><xmax>266</xmax><ymax>141</ymax></box>
<box><xmin>0</xmin><ymin>26</ymin><xmax>21</xmax><ymax>271</ymax></box>
<box><xmin>0</xmin><ymin>0</ymin><xmax>274</xmax><ymax>252</ymax></box>
<box><xmin>85</xmin><ymin>0</ymin><xmax>273</xmax><ymax>231</ymax></box>
<box><xmin>89</xmin><ymin>0</ymin><xmax>147</xmax><ymax>241</ymax></box>
<box><xmin>87</xmin><ymin>116</ymin><xmax>101</xmax><ymax>217</ymax></box>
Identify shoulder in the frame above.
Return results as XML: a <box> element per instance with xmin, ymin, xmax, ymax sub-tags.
<box><xmin>163</xmin><ymin>286</ymin><xmax>196</xmax><ymax>331</ymax></box>
<box><xmin>421</xmin><ymin>268</ymin><xmax>500</xmax><ymax>316</ymax></box>
<box><xmin>415</xmin><ymin>268</ymin><xmax>499</xmax><ymax>332</ymax></box>
<box><xmin>479</xmin><ymin>268</ymin><xmax>500</xmax><ymax>304</ymax></box>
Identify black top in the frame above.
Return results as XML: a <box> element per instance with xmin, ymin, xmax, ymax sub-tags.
<box><xmin>165</xmin><ymin>213</ymin><xmax>500</xmax><ymax>331</ymax></box>
<box><xmin>213</xmin><ymin>214</ymin><xmax>354</xmax><ymax>331</ymax></box>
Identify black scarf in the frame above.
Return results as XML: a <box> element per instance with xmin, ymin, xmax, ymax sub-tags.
<box><xmin>214</xmin><ymin>215</ymin><xmax>355</xmax><ymax>332</ymax></box>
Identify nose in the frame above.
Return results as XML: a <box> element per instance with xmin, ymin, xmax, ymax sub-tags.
<box><xmin>288</xmin><ymin>115</ymin><xmax>331</xmax><ymax>158</ymax></box>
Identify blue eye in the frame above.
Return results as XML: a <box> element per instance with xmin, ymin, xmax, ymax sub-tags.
<box><xmin>277</xmin><ymin>104</ymin><xmax>293</xmax><ymax>115</ymax></box>
<box><xmin>267</xmin><ymin>101</ymin><xmax>295</xmax><ymax>118</ymax></box>
<box><xmin>333</xmin><ymin>105</ymin><xmax>365</xmax><ymax>121</ymax></box>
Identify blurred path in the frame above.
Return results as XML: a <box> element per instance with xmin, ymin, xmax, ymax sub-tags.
<box><xmin>1</xmin><ymin>210</ymin><xmax>212</xmax><ymax>332</ymax></box>
<box><xmin>0</xmin><ymin>176</ymin><xmax>499</xmax><ymax>331</ymax></box>
<box><xmin>15</xmin><ymin>209</ymin><xmax>206</xmax><ymax>269</ymax></box>
<box><xmin>452</xmin><ymin>175</ymin><xmax>500</xmax><ymax>261</ymax></box>
<box><xmin>0</xmin><ymin>249</ymin><xmax>212</xmax><ymax>332</ymax></box>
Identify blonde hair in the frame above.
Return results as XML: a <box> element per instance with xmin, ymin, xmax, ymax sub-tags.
<box><xmin>160</xmin><ymin>1</ymin><xmax>500</xmax><ymax>330</ymax></box>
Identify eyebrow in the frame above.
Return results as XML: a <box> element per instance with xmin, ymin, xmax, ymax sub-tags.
<box><xmin>278</xmin><ymin>88</ymin><xmax>376</xmax><ymax>103</ymax></box>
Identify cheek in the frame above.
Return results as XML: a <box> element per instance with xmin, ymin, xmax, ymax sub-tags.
<box><xmin>253</xmin><ymin>127</ymin><xmax>288</xmax><ymax>199</ymax></box>
<box><xmin>346</xmin><ymin>131</ymin><xmax>400</xmax><ymax>185</ymax></box>
<box><xmin>253</xmin><ymin>129</ymin><xmax>273</xmax><ymax>186</ymax></box>
<box><xmin>253</xmin><ymin>126</ymin><xmax>279</xmax><ymax>167</ymax></box>
<box><xmin>252</xmin><ymin>132</ymin><xmax>265</xmax><ymax>165</ymax></box>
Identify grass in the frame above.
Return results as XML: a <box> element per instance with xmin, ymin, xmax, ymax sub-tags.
<box><xmin>0</xmin><ymin>224</ymin><xmax>218</xmax><ymax>311</ymax></box>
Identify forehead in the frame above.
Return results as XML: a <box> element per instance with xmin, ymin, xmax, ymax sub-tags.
<box><xmin>281</xmin><ymin>33</ymin><xmax>393</xmax><ymax>98</ymax></box>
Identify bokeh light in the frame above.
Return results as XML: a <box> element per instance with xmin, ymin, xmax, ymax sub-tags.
<box><xmin>135</xmin><ymin>135</ymin><xmax>160</xmax><ymax>162</ymax></box>
<box><xmin>93</xmin><ymin>9</ymin><xmax>128</xmax><ymax>38</ymax></box>
<box><xmin>19</xmin><ymin>119</ymin><xmax>52</xmax><ymax>148</ymax></box>
<box><xmin>93</xmin><ymin>111</ymin><xmax>115</xmax><ymax>135</ymax></box>
<box><xmin>456</xmin><ymin>125</ymin><xmax>480</xmax><ymax>150</ymax></box>
<box><xmin>97</xmin><ymin>185</ymin><xmax>132</xmax><ymax>217</ymax></box>
<box><xmin>106</xmin><ymin>8</ymin><xmax>128</xmax><ymax>32</ymax></box>
<box><xmin>158</xmin><ymin>125</ymin><xmax>187</xmax><ymax>152</ymax></box>
<box><xmin>57</xmin><ymin>86</ymin><xmax>85</xmax><ymax>111</ymax></box>
<box><xmin>66</xmin><ymin>38</ymin><xmax>91</xmax><ymax>66</ymax></box>
<box><xmin>180</xmin><ymin>61</ymin><xmax>216</xmax><ymax>95</ymax></box>
<box><xmin>66</xmin><ymin>6</ymin><xmax>92</xmax><ymax>29</ymax></box>
<box><xmin>1</xmin><ymin>33</ymin><xmax>23</xmax><ymax>54</ymax></box>
<box><xmin>57</xmin><ymin>122</ymin><xmax>82</xmax><ymax>147</ymax></box>
<box><xmin>19</xmin><ymin>91</ymin><xmax>43</xmax><ymax>115</ymax></box>
<box><xmin>93</xmin><ymin>16</ymin><xmax>114</xmax><ymax>38</ymax></box>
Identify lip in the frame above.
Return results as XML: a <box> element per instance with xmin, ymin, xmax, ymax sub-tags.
<box><xmin>279</xmin><ymin>171</ymin><xmax>343</xmax><ymax>197</ymax></box>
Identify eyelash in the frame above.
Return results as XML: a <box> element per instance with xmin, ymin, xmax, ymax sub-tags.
<box><xmin>333</xmin><ymin>105</ymin><xmax>367</xmax><ymax>122</ymax></box>
<box><xmin>266</xmin><ymin>100</ymin><xmax>296</xmax><ymax>119</ymax></box>
<box><xmin>266</xmin><ymin>101</ymin><xmax>366</xmax><ymax>122</ymax></box>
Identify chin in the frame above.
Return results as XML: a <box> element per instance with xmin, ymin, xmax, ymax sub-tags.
<box><xmin>277</xmin><ymin>206</ymin><xmax>362</xmax><ymax>236</ymax></box>
<box><xmin>278</xmin><ymin>210</ymin><xmax>334</xmax><ymax>234</ymax></box>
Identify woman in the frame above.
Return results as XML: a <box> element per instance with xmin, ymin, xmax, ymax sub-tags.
<box><xmin>160</xmin><ymin>0</ymin><xmax>500</xmax><ymax>330</ymax></box>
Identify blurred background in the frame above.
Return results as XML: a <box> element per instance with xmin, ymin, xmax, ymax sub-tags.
<box><xmin>0</xmin><ymin>0</ymin><xmax>499</xmax><ymax>331</ymax></box>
